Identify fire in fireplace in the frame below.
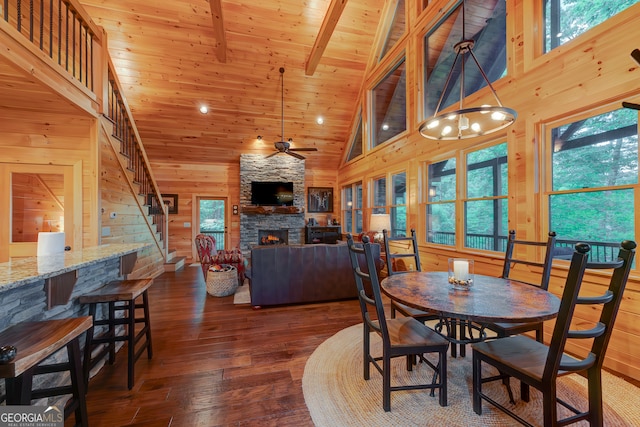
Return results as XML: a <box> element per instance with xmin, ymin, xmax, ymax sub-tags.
<box><xmin>258</xmin><ymin>229</ymin><xmax>288</xmax><ymax>245</ymax></box>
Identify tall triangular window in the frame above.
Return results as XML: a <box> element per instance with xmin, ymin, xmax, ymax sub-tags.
<box><xmin>346</xmin><ymin>115</ymin><xmax>363</xmax><ymax>162</ymax></box>
<box><xmin>379</xmin><ymin>0</ymin><xmax>405</xmax><ymax>60</ymax></box>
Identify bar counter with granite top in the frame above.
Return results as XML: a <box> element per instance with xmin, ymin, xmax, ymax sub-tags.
<box><xmin>0</xmin><ymin>243</ymin><xmax>149</xmax><ymax>291</ymax></box>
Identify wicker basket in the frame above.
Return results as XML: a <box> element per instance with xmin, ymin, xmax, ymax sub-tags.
<box><xmin>206</xmin><ymin>264</ymin><xmax>239</xmax><ymax>297</ymax></box>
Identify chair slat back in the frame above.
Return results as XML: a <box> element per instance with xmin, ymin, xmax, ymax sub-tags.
<box><xmin>347</xmin><ymin>234</ymin><xmax>388</xmax><ymax>339</ymax></box>
<box><xmin>544</xmin><ymin>240</ymin><xmax>636</xmax><ymax>380</ymax></box>
<box><xmin>383</xmin><ymin>229</ymin><xmax>421</xmax><ymax>275</ymax></box>
<box><xmin>502</xmin><ymin>230</ymin><xmax>557</xmax><ymax>290</ymax></box>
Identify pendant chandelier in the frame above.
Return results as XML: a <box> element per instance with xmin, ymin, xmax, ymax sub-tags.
<box><xmin>419</xmin><ymin>0</ymin><xmax>516</xmax><ymax>140</ymax></box>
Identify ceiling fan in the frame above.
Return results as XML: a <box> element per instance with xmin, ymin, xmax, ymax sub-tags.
<box><xmin>266</xmin><ymin>67</ymin><xmax>318</xmax><ymax>160</ymax></box>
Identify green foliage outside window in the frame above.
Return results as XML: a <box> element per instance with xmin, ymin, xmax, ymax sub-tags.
<box><xmin>544</xmin><ymin>0</ymin><xmax>639</xmax><ymax>52</ymax></box>
<box><xmin>549</xmin><ymin>108</ymin><xmax>638</xmax><ymax>244</ymax></box>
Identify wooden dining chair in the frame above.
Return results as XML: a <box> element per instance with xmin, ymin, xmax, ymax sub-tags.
<box><xmin>483</xmin><ymin>230</ymin><xmax>557</xmax><ymax>343</ymax></box>
<box><xmin>384</xmin><ymin>229</ymin><xmax>475</xmax><ymax>357</ymax></box>
<box><xmin>472</xmin><ymin>240</ymin><xmax>636</xmax><ymax>426</ymax></box>
<box><xmin>384</xmin><ymin>229</ymin><xmax>437</xmax><ymax>322</ymax></box>
<box><xmin>346</xmin><ymin>234</ymin><xmax>450</xmax><ymax>411</ymax></box>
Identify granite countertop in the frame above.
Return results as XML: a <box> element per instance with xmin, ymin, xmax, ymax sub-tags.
<box><xmin>0</xmin><ymin>243</ymin><xmax>149</xmax><ymax>291</ymax></box>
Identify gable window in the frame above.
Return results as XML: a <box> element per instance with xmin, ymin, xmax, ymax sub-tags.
<box><xmin>346</xmin><ymin>115</ymin><xmax>363</xmax><ymax>162</ymax></box>
<box><xmin>543</xmin><ymin>0</ymin><xmax>639</xmax><ymax>53</ymax></box>
<box><xmin>379</xmin><ymin>0</ymin><xmax>406</xmax><ymax>60</ymax></box>
<box><xmin>372</xmin><ymin>58</ymin><xmax>407</xmax><ymax>147</ymax></box>
<box><xmin>423</xmin><ymin>0</ymin><xmax>506</xmax><ymax>118</ymax></box>
<box><xmin>342</xmin><ymin>182</ymin><xmax>363</xmax><ymax>234</ymax></box>
<box><xmin>546</xmin><ymin>108</ymin><xmax>638</xmax><ymax>254</ymax></box>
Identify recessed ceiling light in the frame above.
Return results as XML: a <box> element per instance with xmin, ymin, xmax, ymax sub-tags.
<box><xmin>316</xmin><ymin>117</ymin><xmax>324</xmax><ymax>125</ymax></box>
<box><xmin>257</xmin><ymin>135</ymin><xmax>262</xmax><ymax>140</ymax></box>
<box><xmin>199</xmin><ymin>105</ymin><xmax>208</xmax><ymax>114</ymax></box>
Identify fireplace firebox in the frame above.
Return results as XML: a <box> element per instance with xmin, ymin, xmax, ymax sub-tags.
<box><xmin>258</xmin><ymin>229</ymin><xmax>289</xmax><ymax>245</ymax></box>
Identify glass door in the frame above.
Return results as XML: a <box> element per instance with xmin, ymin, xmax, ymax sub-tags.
<box><xmin>197</xmin><ymin>197</ymin><xmax>226</xmax><ymax>251</ymax></box>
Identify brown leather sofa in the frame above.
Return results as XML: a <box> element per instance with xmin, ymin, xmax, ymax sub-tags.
<box><xmin>248</xmin><ymin>242</ymin><xmax>382</xmax><ymax>307</ymax></box>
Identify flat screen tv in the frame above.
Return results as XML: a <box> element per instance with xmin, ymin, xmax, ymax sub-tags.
<box><xmin>251</xmin><ymin>181</ymin><xmax>294</xmax><ymax>206</ymax></box>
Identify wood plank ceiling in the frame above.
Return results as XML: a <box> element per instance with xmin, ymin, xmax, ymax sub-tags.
<box><xmin>77</xmin><ymin>0</ymin><xmax>386</xmax><ymax>169</ymax></box>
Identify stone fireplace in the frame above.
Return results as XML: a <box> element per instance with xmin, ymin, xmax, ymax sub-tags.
<box><xmin>258</xmin><ymin>229</ymin><xmax>288</xmax><ymax>245</ymax></box>
<box><xmin>240</xmin><ymin>154</ymin><xmax>305</xmax><ymax>250</ymax></box>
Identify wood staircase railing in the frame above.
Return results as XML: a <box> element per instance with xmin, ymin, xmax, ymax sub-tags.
<box><xmin>106</xmin><ymin>61</ymin><xmax>167</xmax><ymax>257</ymax></box>
<box><xmin>2</xmin><ymin>0</ymin><xmax>168</xmax><ymax>259</ymax></box>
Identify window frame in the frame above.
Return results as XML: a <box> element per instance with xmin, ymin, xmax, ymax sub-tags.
<box><xmin>342</xmin><ymin>181</ymin><xmax>363</xmax><ymax>234</ymax></box>
<box><xmin>540</xmin><ymin>104</ymin><xmax>639</xmax><ymax>260</ymax></box>
<box><xmin>422</xmin><ymin>139</ymin><xmax>509</xmax><ymax>252</ymax></box>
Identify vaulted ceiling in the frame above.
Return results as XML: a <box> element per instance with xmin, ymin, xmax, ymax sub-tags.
<box><xmin>77</xmin><ymin>0</ymin><xmax>386</xmax><ymax>169</ymax></box>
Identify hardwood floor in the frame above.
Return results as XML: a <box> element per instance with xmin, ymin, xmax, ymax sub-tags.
<box><xmin>72</xmin><ymin>264</ymin><xmax>363</xmax><ymax>426</ymax></box>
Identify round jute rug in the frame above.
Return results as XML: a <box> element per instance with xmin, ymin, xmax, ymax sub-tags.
<box><xmin>303</xmin><ymin>324</ymin><xmax>640</xmax><ymax>426</ymax></box>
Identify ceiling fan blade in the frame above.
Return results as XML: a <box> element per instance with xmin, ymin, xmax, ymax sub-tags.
<box><xmin>266</xmin><ymin>151</ymin><xmax>279</xmax><ymax>158</ymax></box>
<box><xmin>289</xmin><ymin>147</ymin><xmax>318</xmax><ymax>152</ymax></box>
<box><xmin>287</xmin><ymin>151</ymin><xmax>306</xmax><ymax>160</ymax></box>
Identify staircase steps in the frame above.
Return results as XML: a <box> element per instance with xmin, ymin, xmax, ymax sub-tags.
<box><xmin>164</xmin><ymin>249</ymin><xmax>186</xmax><ymax>272</ymax></box>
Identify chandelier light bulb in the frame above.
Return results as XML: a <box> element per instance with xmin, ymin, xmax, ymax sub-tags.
<box><xmin>427</xmin><ymin>119</ymin><xmax>440</xmax><ymax>130</ymax></box>
<box><xmin>459</xmin><ymin>115</ymin><xmax>469</xmax><ymax>130</ymax></box>
<box><xmin>442</xmin><ymin>125</ymin><xmax>453</xmax><ymax>136</ymax></box>
<box><xmin>471</xmin><ymin>122</ymin><xmax>481</xmax><ymax>132</ymax></box>
<box><xmin>491</xmin><ymin>111</ymin><xmax>506</xmax><ymax>121</ymax></box>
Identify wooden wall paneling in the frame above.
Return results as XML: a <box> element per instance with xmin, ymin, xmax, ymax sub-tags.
<box><xmin>151</xmin><ymin>161</ymin><xmax>241</xmax><ymax>261</ymax></box>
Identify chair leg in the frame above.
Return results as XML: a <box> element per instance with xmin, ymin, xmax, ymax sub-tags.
<box><xmin>67</xmin><ymin>339</ymin><xmax>89</xmax><ymax>427</ymax></box>
<box><xmin>363</xmin><ymin>328</ymin><xmax>370</xmax><ymax>380</ymax></box>
<box><xmin>439</xmin><ymin>349</ymin><xmax>447</xmax><ymax>407</ymax></box>
<box><xmin>542</xmin><ymin>384</ymin><xmax>558</xmax><ymax>427</ymax></box>
<box><xmin>521</xmin><ymin>380</ymin><xmax>530</xmax><ymax>402</ymax></box>
<box><xmin>108</xmin><ymin>302</ymin><xmax>116</xmax><ymax>364</ymax></box>
<box><xmin>472</xmin><ymin>352</ymin><xmax>482</xmax><ymax>415</ymax></box>
<box><xmin>587</xmin><ymin>368</ymin><xmax>604</xmax><ymax>427</ymax></box>
<box><xmin>127</xmin><ymin>298</ymin><xmax>136</xmax><ymax>390</ymax></box>
<box><xmin>383</xmin><ymin>353</ymin><xmax>391</xmax><ymax>412</ymax></box>
<box><xmin>142</xmin><ymin>290</ymin><xmax>153</xmax><ymax>359</ymax></box>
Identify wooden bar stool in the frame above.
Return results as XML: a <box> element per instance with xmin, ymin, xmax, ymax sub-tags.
<box><xmin>79</xmin><ymin>278</ymin><xmax>153</xmax><ymax>390</ymax></box>
<box><xmin>0</xmin><ymin>316</ymin><xmax>92</xmax><ymax>427</ymax></box>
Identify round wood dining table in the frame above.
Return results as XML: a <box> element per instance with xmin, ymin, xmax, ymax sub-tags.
<box><xmin>381</xmin><ymin>271</ymin><xmax>561</xmax><ymax>357</ymax></box>
<box><xmin>381</xmin><ymin>271</ymin><xmax>560</xmax><ymax>324</ymax></box>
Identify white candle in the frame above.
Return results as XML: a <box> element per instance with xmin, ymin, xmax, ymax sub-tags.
<box><xmin>453</xmin><ymin>260</ymin><xmax>469</xmax><ymax>281</ymax></box>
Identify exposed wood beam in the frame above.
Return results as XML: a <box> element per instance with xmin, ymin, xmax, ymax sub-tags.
<box><xmin>305</xmin><ymin>0</ymin><xmax>348</xmax><ymax>76</ymax></box>
<box><xmin>209</xmin><ymin>0</ymin><xmax>227</xmax><ymax>63</ymax></box>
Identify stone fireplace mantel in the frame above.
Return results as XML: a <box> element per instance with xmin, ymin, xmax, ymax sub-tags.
<box><xmin>239</xmin><ymin>154</ymin><xmax>306</xmax><ymax>250</ymax></box>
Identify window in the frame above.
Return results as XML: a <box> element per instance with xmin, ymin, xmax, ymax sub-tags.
<box><xmin>342</xmin><ymin>182</ymin><xmax>363</xmax><ymax>234</ymax></box>
<box><xmin>547</xmin><ymin>108</ymin><xmax>638</xmax><ymax>250</ymax></box>
<box><xmin>372</xmin><ymin>177</ymin><xmax>386</xmax><ymax>214</ymax></box>
<box><xmin>372</xmin><ymin>58</ymin><xmax>407</xmax><ymax>147</ymax></box>
<box><xmin>465</xmin><ymin>143</ymin><xmax>508</xmax><ymax>251</ymax></box>
<box><xmin>543</xmin><ymin>0</ymin><xmax>639</xmax><ymax>53</ymax></box>
<box><xmin>379</xmin><ymin>0</ymin><xmax>406</xmax><ymax>60</ymax></box>
<box><xmin>346</xmin><ymin>115</ymin><xmax>363</xmax><ymax>162</ymax></box>
<box><xmin>426</xmin><ymin>158</ymin><xmax>457</xmax><ymax>245</ymax></box>
<box><xmin>390</xmin><ymin>172</ymin><xmax>407</xmax><ymax>237</ymax></box>
<box><xmin>425</xmin><ymin>141</ymin><xmax>507</xmax><ymax>250</ymax></box>
<box><xmin>424</xmin><ymin>0</ymin><xmax>506</xmax><ymax>118</ymax></box>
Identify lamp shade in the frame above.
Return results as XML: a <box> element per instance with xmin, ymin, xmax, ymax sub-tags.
<box><xmin>369</xmin><ymin>214</ymin><xmax>391</xmax><ymax>232</ymax></box>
